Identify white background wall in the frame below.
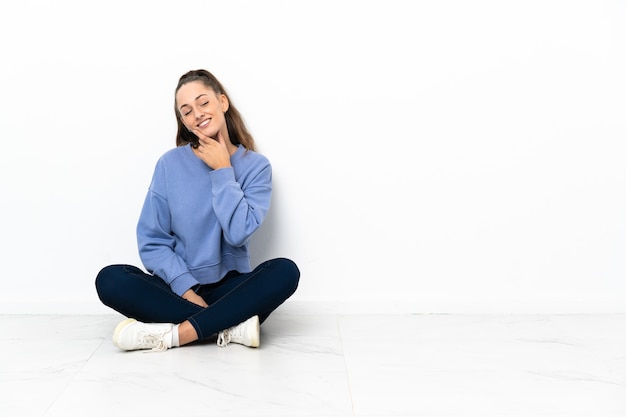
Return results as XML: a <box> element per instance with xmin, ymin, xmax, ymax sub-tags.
<box><xmin>0</xmin><ymin>0</ymin><xmax>624</xmax><ymax>314</ymax></box>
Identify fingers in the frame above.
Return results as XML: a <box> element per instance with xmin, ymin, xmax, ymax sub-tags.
<box><xmin>193</xmin><ymin>131</ymin><xmax>221</xmax><ymax>148</ymax></box>
<box><xmin>183</xmin><ymin>290</ymin><xmax>209</xmax><ymax>308</ymax></box>
<box><xmin>190</xmin><ymin>128</ymin><xmax>210</xmax><ymax>142</ymax></box>
<box><xmin>192</xmin><ymin>131</ymin><xmax>228</xmax><ymax>153</ymax></box>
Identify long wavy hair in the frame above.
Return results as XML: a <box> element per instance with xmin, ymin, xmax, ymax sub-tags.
<box><xmin>174</xmin><ymin>69</ymin><xmax>256</xmax><ymax>151</ymax></box>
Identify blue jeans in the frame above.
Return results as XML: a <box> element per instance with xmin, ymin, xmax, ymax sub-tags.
<box><xmin>95</xmin><ymin>258</ymin><xmax>300</xmax><ymax>340</ymax></box>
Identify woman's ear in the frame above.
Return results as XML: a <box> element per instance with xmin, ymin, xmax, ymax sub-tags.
<box><xmin>220</xmin><ymin>94</ymin><xmax>230</xmax><ymax>113</ymax></box>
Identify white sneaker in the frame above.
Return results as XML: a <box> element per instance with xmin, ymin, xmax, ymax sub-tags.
<box><xmin>217</xmin><ymin>315</ymin><xmax>260</xmax><ymax>348</ymax></box>
<box><xmin>113</xmin><ymin>318</ymin><xmax>174</xmax><ymax>352</ymax></box>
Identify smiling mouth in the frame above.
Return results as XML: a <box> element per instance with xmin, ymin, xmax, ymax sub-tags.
<box><xmin>198</xmin><ymin>119</ymin><xmax>211</xmax><ymax>128</ymax></box>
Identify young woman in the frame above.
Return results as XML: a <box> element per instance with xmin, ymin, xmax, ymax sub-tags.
<box><xmin>95</xmin><ymin>69</ymin><xmax>300</xmax><ymax>352</ymax></box>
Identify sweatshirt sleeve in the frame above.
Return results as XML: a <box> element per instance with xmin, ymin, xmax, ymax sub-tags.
<box><xmin>136</xmin><ymin>163</ymin><xmax>200</xmax><ymax>297</ymax></box>
<box><xmin>210</xmin><ymin>158</ymin><xmax>272</xmax><ymax>247</ymax></box>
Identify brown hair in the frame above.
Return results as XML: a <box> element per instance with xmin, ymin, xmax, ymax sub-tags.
<box><xmin>174</xmin><ymin>69</ymin><xmax>256</xmax><ymax>151</ymax></box>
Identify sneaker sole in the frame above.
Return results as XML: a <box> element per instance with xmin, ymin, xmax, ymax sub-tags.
<box><xmin>112</xmin><ymin>318</ymin><xmax>137</xmax><ymax>349</ymax></box>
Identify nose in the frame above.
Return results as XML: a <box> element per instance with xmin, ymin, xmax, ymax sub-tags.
<box><xmin>193</xmin><ymin>107</ymin><xmax>204</xmax><ymax>120</ymax></box>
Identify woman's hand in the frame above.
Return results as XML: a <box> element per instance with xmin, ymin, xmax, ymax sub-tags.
<box><xmin>182</xmin><ymin>289</ymin><xmax>209</xmax><ymax>308</ymax></box>
<box><xmin>191</xmin><ymin>130</ymin><xmax>232</xmax><ymax>170</ymax></box>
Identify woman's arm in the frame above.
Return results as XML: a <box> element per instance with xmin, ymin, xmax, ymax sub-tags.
<box><xmin>211</xmin><ymin>158</ymin><xmax>272</xmax><ymax>247</ymax></box>
<box><xmin>136</xmin><ymin>178</ymin><xmax>201</xmax><ymax>297</ymax></box>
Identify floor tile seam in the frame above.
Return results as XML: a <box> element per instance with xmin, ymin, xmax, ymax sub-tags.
<box><xmin>336</xmin><ymin>314</ymin><xmax>357</xmax><ymax>417</ymax></box>
<box><xmin>39</xmin><ymin>334</ymin><xmax>109</xmax><ymax>417</ymax></box>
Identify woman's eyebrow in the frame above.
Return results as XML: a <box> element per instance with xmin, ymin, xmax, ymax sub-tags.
<box><xmin>179</xmin><ymin>94</ymin><xmax>209</xmax><ymax>112</ymax></box>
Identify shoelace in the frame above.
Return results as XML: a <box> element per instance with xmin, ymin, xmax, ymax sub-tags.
<box><xmin>139</xmin><ymin>330</ymin><xmax>170</xmax><ymax>352</ymax></box>
<box><xmin>217</xmin><ymin>329</ymin><xmax>231</xmax><ymax>347</ymax></box>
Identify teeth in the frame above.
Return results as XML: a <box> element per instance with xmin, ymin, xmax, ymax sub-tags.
<box><xmin>199</xmin><ymin>119</ymin><xmax>210</xmax><ymax>128</ymax></box>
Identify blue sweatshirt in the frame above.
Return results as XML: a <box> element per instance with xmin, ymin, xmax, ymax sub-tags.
<box><xmin>136</xmin><ymin>144</ymin><xmax>272</xmax><ymax>296</ymax></box>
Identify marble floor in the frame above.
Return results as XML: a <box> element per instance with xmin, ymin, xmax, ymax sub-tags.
<box><xmin>1</xmin><ymin>312</ymin><xmax>625</xmax><ymax>417</ymax></box>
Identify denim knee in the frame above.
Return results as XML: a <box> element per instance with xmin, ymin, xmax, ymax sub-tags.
<box><xmin>95</xmin><ymin>264</ymin><xmax>128</xmax><ymax>304</ymax></box>
<box><xmin>273</xmin><ymin>257</ymin><xmax>300</xmax><ymax>295</ymax></box>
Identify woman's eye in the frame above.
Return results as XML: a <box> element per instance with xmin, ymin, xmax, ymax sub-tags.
<box><xmin>201</xmin><ymin>101</ymin><xmax>209</xmax><ymax>106</ymax></box>
<box><xmin>184</xmin><ymin>110</ymin><xmax>192</xmax><ymax>116</ymax></box>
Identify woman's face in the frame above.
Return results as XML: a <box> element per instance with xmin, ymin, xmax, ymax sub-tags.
<box><xmin>176</xmin><ymin>81</ymin><xmax>229</xmax><ymax>139</ymax></box>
